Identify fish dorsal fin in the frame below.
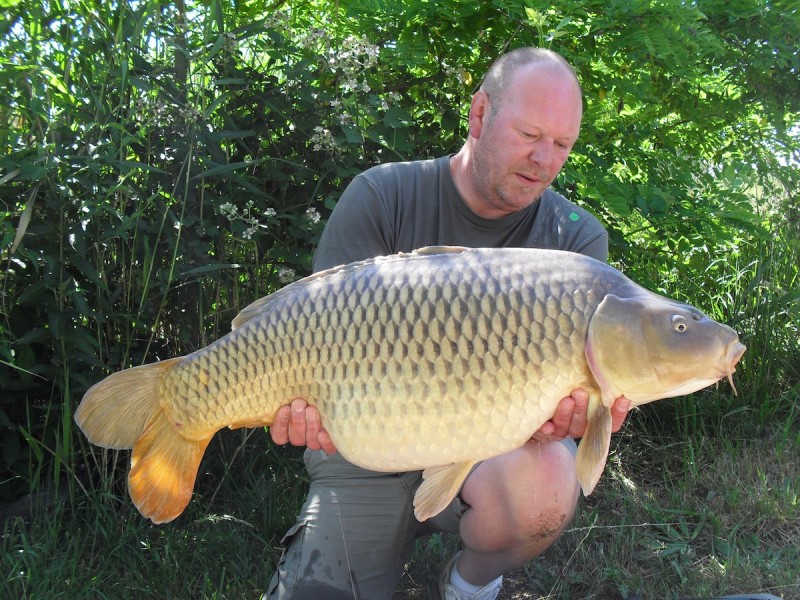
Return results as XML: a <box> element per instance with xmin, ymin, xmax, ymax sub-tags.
<box><xmin>231</xmin><ymin>260</ymin><xmax>367</xmax><ymax>330</ymax></box>
<box><xmin>232</xmin><ymin>247</ymin><xmax>473</xmax><ymax>330</ymax></box>
<box><xmin>413</xmin><ymin>245</ymin><xmax>470</xmax><ymax>256</ymax></box>
<box><xmin>414</xmin><ymin>460</ymin><xmax>477</xmax><ymax>522</ymax></box>
<box><xmin>231</xmin><ymin>295</ymin><xmax>276</xmax><ymax>330</ymax></box>
<box><xmin>574</xmin><ymin>396</ymin><xmax>613</xmax><ymax>496</ymax></box>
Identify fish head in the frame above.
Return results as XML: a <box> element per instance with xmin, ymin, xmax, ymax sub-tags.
<box><xmin>586</xmin><ymin>293</ymin><xmax>746</xmax><ymax>407</ymax></box>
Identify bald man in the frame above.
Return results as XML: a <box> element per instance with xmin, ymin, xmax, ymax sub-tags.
<box><xmin>266</xmin><ymin>48</ymin><xmax>631</xmax><ymax>600</ymax></box>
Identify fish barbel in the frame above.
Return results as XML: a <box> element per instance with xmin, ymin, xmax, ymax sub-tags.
<box><xmin>75</xmin><ymin>246</ymin><xmax>746</xmax><ymax>524</ymax></box>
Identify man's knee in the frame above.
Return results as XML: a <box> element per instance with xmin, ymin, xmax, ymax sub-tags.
<box><xmin>460</xmin><ymin>441</ymin><xmax>580</xmax><ymax>552</ymax></box>
<box><xmin>508</xmin><ymin>441</ymin><xmax>579</xmax><ymax>535</ymax></box>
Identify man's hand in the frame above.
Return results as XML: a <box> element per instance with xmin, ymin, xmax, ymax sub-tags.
<box><xmin>531</xmin><ymin>389</ymin><xmax>631</xmax><ymax>443</ymax></box>
<box><xmin>269</xmin><ymin>398</ymin><xmax>338</xmax><ymax>454</ymax></box>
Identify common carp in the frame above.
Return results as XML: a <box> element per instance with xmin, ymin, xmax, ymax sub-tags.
<box><xmin>75</xmin><ymin>246</ymin><xmax>745</xmax><ymax>524</ymax></box>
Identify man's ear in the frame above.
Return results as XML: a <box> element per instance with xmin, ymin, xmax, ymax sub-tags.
<box><xmin>468</xmin><ymin>90</ymin><xmax>490</xmax><ymax>139</ymax></box>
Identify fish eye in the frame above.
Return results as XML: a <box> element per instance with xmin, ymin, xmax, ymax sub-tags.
<box><xmin>672</xmin><ymin>315</ymin><xmax>688</xmax><ymax>333</ymax></box>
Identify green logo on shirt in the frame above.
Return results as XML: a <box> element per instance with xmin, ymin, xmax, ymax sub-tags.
<box><xmin>569</xmin><ymin>212</ymin><xmax>580</xmax><ymax>222</ymax></box>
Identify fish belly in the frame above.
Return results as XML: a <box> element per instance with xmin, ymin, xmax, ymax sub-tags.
<box><xmin>163</xmin><ymin>249</ymin><xmax>613</xmax><ymax>471</ymax></box>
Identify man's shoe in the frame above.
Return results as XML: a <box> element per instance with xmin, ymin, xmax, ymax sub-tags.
<box><xmin>434</xmin><ymin>552</ymin><xmax>502</xmax><ymax>600</ymax></box>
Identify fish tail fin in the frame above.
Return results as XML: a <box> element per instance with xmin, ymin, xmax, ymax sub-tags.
<box><xmin>75</xmin><ymin>357</ymin><xmax>184</xmax><ymax>449</ymax></box>
<box><xmin>129</xmin><ymin>410</ymin><xmax>214</xmax><ymax>523</ymax></box>
<box><xmin>75</xmin><ymin>357</ymin><xmax>214</xmax><ymax>523</ymax></box>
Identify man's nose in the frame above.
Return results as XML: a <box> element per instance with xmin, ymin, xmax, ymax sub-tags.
<box><xmin>528</xmin><ymin>140</ymin><xmax>554</xmax><ymax>166</ymax></box>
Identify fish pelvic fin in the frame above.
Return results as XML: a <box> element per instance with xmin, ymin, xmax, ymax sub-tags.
<box><xmin>75</xmin><ymin>357</ymin><xmax>183</xmax><ymax>449</ymax></box>
<box><xmin>414</xmin><ymin>460</ymin><xmax>478</xmax><ymax>522</ymax></box>
<box><xmin>575</xmin><ymin>398</ymin><xmax>613</xmax><ymax>496</ymax></box>
<box><xmin>129</xmin><ymin>409</ymin><xmax>215</xmax><ymax>524</ymax></box>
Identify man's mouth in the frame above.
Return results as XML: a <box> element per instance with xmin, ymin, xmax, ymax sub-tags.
<box><xmin>515</xmin><ymin>172</ymin><xmax>544</xmax><ymax>185</ymax></box>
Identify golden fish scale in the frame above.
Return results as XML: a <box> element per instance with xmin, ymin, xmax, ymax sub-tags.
<box><xmin>161</xmin><ymin>250</ymin><xmax>619</xmax><ymax>471</ymax></box>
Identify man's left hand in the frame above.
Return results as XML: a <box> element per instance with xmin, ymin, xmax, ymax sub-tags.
<box><xmin>531</xmin><ymin>389</ymin><xmax>631</xmax><ymax>443</ymax></box>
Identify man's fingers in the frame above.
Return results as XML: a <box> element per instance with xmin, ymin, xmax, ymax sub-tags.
<box><xmin>610</xmin><ymin>396</ymin><xmax>631</xmax><ymax>432</ymax></box>
<box><xmin>287</xmin><ymin>398</ymin><xmax>309</xmax><ymax>446</ymax></box>
<box><xmin>530</xmin><ymin>396</ymin><xmax>574</xmax><ymax>442</ymax></box>
<box><xmin>566</xmin><ymin>390</ymin><xmax>589</xmax><ymax>438</ymax></box>
<box><xmin>549</xmin><ymin>396</ymin><xmax>576</xmax><ymax>438</ymax></box>
<box><xmin>269</xmin><ymin>399</ymin><xmax>338</xmax><ymax>453</ymax></box>
<box><xmin>317</xmin><ymin>429</ymin><xmax>338</xmax><ymax>455</ymax></box>
<box><xmin>270</xmin><ymin>404</ymin><xmax>292</xmax><ymax>444</ymax></box>
<box><xmin>305</xmin><ymin>406</ymin><xmax>322</xmax><ymax>451</ymax></box>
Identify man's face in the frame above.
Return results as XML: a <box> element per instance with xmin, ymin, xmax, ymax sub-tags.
<box><xmin>469</xmin><ymin>64</ymin><xmax>583</xmax><ymax>218</ymax></box>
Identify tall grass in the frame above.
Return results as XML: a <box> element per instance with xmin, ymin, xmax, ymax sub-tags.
<box><xmin>630</xmin><ymin>229</ymin><xmax>800</xmax><ymax>446</ymax></box>
<box><xmin>3</xmin><ymin>433</ymin><xmax>308</xmax><ymax>599</ymax></box>
<box><xmin>4</xmin><ymin>422</ymin><xmax>798</xmax><ymax>598</ymax></box>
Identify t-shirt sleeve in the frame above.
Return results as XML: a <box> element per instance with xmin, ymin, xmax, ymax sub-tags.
<box><xmin>312</xmin><ymin>174</ymin><xmax>395</xmax><ymax>272</ymax></box>
<box><xmin>537</xmin><ymin>191</ymin><xmax>609</xmax><ymax>263</ymax></box>
<box><xmin>574</xmin><ymin>226</ymin><xmax>608</xmax><ymax>262</ymax></box>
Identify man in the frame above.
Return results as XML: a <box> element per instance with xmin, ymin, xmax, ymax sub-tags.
<box><xmin>266</xmin><ymin>47</ymin><xmax>631</xmax><ymax>600</ymax></box>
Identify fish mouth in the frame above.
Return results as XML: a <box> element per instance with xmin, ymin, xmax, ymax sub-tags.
<box><xmin>723</xmin><ymin>341</ymin><xmax>747</xmax><ymax>396</ymax></box>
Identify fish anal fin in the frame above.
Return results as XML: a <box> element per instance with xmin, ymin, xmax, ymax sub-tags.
<box><xmin>129</xmin><ymin>411</ymin><xmax>215</xmax><ymax>524</ymax></box>
<box><xmin>575</xmin><ymin>399</ymin><xmax>613</xmax><ymax>496</ymax></box>
<box><xmin>228</xmin><ymin>417</ymin><xmax>273</xmax><ymax>429</ymax></box>
<box><xmin>414</xmin><ymin>460</ymin><xmax>477</xmax><ymax>522</ymax></box>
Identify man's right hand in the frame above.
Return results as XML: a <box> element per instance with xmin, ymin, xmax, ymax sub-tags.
<box><xmin>270</xmin><ymin>398</ymin><xmax>338</xmax><ymax>454</ymax></box>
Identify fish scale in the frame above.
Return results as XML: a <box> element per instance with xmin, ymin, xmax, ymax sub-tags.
<box><xmin>163</xmin><ymin>249</ymin><xmax>600</xmax><ymax>470</ymax></box>
<box><xmin>75</xmin><ymin>246</ymin><xmax>745</xmax><ymax>524</ymax></box>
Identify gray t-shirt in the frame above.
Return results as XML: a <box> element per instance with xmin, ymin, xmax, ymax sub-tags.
<box><xmin>313</xmin><ymin>155</ymin><xmax>607</xmax><ymax>272</ymax></box>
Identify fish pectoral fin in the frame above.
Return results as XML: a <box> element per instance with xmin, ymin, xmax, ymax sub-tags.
<box><xmin>575</xmin><ymin>400</ymin><xmax>613</xmax><ymax>496</ymax></box>
<box><xmin>129</xmin><ymin>410</ymin><xmax>215</xmax><ymax>524</ymax></box>
<box><xmin>414</xmin><ymin>460</ymin><xmax>477</xmax><ymax>522</ymax></box>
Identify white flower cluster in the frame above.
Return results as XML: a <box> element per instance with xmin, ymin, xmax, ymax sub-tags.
<box><xmin>326</xmin><ymin>35</ymin><xmax>379</xmax><ymax>74</ymax></box>
<box><xmin>310</xmin><ymin>126</ymin><xmax>338</xmax><ymax>153</ymax></box>
<box><xmin>379</xmin><ymin>91</ymin><xmax>402</xmax><ymax>112</ymax></box>
<box><xmin>300</xmin><ymin>33</ymin><xmax>385</xmax><ymax>154</ymax></box>
<box><xmin>134</xmin><ymin>95</ymin><xmax>170</xmax><ymax>128</ymax></box>
<box><xmin>264</xmin><ymin>10</ymin><xmax>290</xmax><ymax>30</ymax></box>
<box><xmin>218</xmin><ymin>200</ymin><xmax>277</xmax><ymax>240</ymax></box>
<box><xmin>223</xmin><ymin>30</ymin><xmax>238</xmax><ymax>54</ymax></box>
<box><xmin>262</xmin><ymin>15</ymin><xmax>408</xmax><ymax>155</ymax></box>
<box><xmin>305</xmin><ymin>207</ymin><xmax>321</xmax><ymax>225</ymax></box>
<box><xmin>277</xmin><ymin>266</ymin><xmax>297</xmax><ymax>284</ymax></box>
<box><xmin>441</xmin><ymin>60</ymin><xmax>468</xmax><ymax>85</ymax></box>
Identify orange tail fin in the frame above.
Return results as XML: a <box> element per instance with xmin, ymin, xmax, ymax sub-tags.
<box><xmin>129</xmin><ymin>410</ymin><xmax>214</xmax><ymax>523</ymax></box>
<box><xmin>75</xmin><ymin>358</ymin><xmax>183</xmax><ymax>449</ymax></box>
<box><xmin>75</xmin><ymin>357</ymin><xmax>215</xmax><ymax>523</ymax></box>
